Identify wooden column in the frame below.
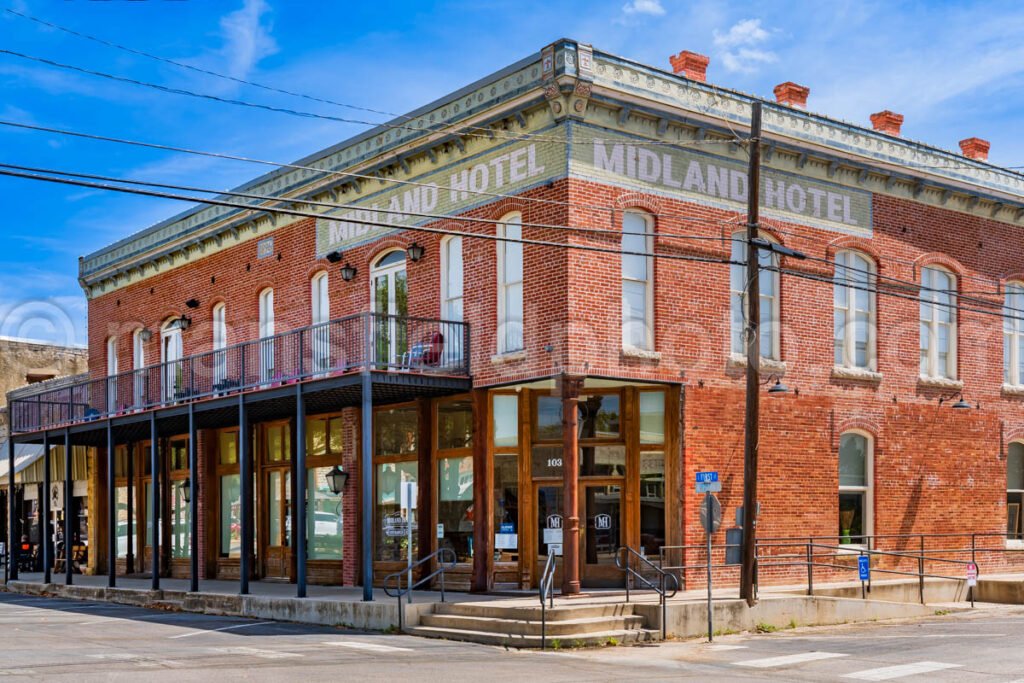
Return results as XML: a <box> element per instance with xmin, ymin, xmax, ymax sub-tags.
<box><xmin>561</xmin><ymin>374</ymin><xmax>583</xmax><ymax>595</ymax></box>
<box><xmin>470</xmin><ymin>388</ymin><xmax>490</xmax><ymax>592</ymax></box>
<box><xmin>415</xmin><ymin>398</ymin><xmax>433</xmax><ymax>578</ymax></box>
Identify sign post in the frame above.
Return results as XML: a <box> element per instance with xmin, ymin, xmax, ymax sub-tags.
<box><xmin>966</xmin><ymin>562</ymin><xmax>978</xmax><ymax>608</ymax></box>
<box><xmin>402</xmin><ymin>481</ymin><xmax>418</xmax><ymax>604</ymax></box>
<box><xmin>858</xmin><ymin>554</ymin><xmax>870</xmax><ymax>600</ymax></box>
<box><xmin>697</xmin><ymin>472</ymin><xmax>722</xmax><ymax>642</ymax></box>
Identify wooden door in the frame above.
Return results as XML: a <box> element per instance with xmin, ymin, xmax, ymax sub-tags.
<box><xmin>261</xmin><ymin>468</ymin><xmax>292</xmax><ymax>580</ymax></box>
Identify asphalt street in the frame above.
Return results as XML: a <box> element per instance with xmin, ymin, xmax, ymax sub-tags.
<box><xmin>0</xmin><ymin>592</ymin><xmax>1022</xmax><ymax>681</ymax></box>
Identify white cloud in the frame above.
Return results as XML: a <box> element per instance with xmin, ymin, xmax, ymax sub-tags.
<box><xmin>217</xmin><ymin>0</ymin><xmax>278</xmax><ymax>79</ymax></box>
<box><xmin>622</xmin><ymin>0</ymin><xmax>666</xmax><ymax>17</ymax></box>
<box><xmin>713</xmin><ymin>18</ymin><xmax>776</xmax><ymax>73</ymax></box>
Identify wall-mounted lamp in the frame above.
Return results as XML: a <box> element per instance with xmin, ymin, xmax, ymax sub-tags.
<box><xmin>939</xmin><ymin>392</ymin><xmax>978</xmax><ymax>410</ymax></box>
<box><xmin>168</xmin><ymin>315</ymin><xmax>192</xmax><ymax>331</ymax></box>
<box><xmin>185</xmin><ymin>298</ymin><xmax>200</xmax><ymax>309</ymax></box>
<box><xmin>325</xmin><ymin>465</ymin><xmax>349</xmax><ymax>494</ymax></box>
<box><xmin>406</xmin><ymin>242</ymin><xmax>426</xmax><ymax>262</ymax></box>
<box><xmin>766</xmin><ymin>375</ymin><xmax>790</xmax><ymax>395</ymax></box>
<box><xmin>340</xmin><ymin>263</ymin><xmax>357</xmax><ymax>281</ymax></box>
<box><xmin>325</xmin><ymin>250</ymin><xmax>344</xmax><ymax>264</ymax></box>
<box><xmin>138</xmin><ymin>328</ymin><xmax>152</xmax><ymax>342</ymax></box>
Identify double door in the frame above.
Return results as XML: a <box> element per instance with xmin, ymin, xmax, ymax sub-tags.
<box><xmin>535</xmin><ymin>481</ymin><xmax>624</xmax><ymax>588</ymax></box>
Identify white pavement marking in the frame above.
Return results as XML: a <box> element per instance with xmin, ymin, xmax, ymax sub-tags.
<box><xmin>168</xmin><ymin>621</ymin><xmax>274</xmax><ymax>639</ymax></box>
<box><xmin>736</xmin><ymin>651</ymin><xmax>849</xmax><ymax>668</ymax></box>
<box><xmin>209</xmin><ymin>646</ymin><xmax>301</xmax><ymax>660</ymax></box>
<box><xmin>842</xmin><ymin>661</ymin><xmax>962</xmax><ymax>681</ymax></box>
<box><xmin>706</xmin><ymin>644</ymin><xmax>748</xmax><ymax>651</ymax></box>
<box><xmin>322</xmin><ymin>640</ymin><xmax>413</xmax><ymax>653</ymax></box>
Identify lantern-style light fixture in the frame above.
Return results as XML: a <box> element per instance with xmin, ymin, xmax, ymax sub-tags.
<box><xmin>138</xmin><ymin>328</ymin><xmax>153</xmax><ymax>342</ymax></box>
<box><xmin>325</xmin><ymin>465</ymin><xmax>349</xmax><ymax>495</ymax></box>
<box><xmin>406</xmin><ymin>242</ymin><xmax>426</xmax><ymax>262</ymax></box>
<box><xmin>180</xmin><ymin>477</ymin><xmax>191</xmax><ymax>504</ymax></box>
<box><xmin>340</xmin><ymin>263</ymin><xmax>357</xmax><ymax>282</ymax></box>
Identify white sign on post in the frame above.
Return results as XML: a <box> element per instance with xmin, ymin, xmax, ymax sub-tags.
<box><xmin>400</xmin><ymin>482</ymin><xmax>418</xmax><ymax>511</ymax></box>
<box><xmin>966</xmin><ymin>562</ymin><xmax>978</xmax><ymax>587</ymax></box>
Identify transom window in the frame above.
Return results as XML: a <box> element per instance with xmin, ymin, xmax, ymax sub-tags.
<box><xmin>834</xmin><ymin>250</ymin><xmax>877</xmax><ymax>370</ymax></box>
<box><xmin>1004</xmin><ymin>283</ymin><xmax>1024</xmax><ymax>386</ymax></box>
<box><xmin>730</xmin><ymin>233</ymin><xmax>780</xmax><ymax>360</ymax></box>
<box><xmin>621</xmin><ymin>211</ymin><xmax>653</xmax><ymax>351</ymax></box>
<box><xmin>919</xmin><ymin>266</ymin><xmax>957</xmax><ymax>379</ymax></box>
<box><xmin>839</xmin><ymin>432</ymin><xmax>873</xmax><ymax>546</ymax></box>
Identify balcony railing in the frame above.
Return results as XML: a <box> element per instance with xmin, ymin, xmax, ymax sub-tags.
<box><xmin>9</xmin><ymin>312</ymin><xmax>469</xmax><ymax>434</ymax></box>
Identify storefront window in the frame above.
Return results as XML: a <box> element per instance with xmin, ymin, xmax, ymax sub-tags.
<box><xmin>267</xmin><ymin>424</ymin><xmax>291</xmax><ymax>462</ymax></box>
<box><xmin>219</xmin><ymin>431</ymin><xmax>238</xmax><ymax>465</ymax></box>
<box><xmin>493</xmin><ymin>453</ymin><xmax>519</xmax><ymax>559</ymax></box>
<box><xmin>531</xmin><ymin>445</ymin><xmax>563</xmax><ymax>478</ymax></box>
<box><xmin>438</xmin><ymin>399</ymin><xmax>473</xmax><ymax>450</ymax></box>
<box><xmin>375</xmin><ymin>461</ymin><xmax>418</xmax><ymax>561</ymax></box>
<box><xmin>535</xmin><ymin>396</ymin><xmax>562</xmax><ymax>440</ymax></box>
<box><xmin>580</xmin><ymin>445</ymin><xmax>626</xmax><ymax>477</ymax></box>
<box><xmin>639</xmin><ymin>392</ymin><xmax>665</xmax><ymax>444</ymax></box>
<box><xmin>839</xmin><ymin>432</ymin><xmax>872</xmax><ymax>545</ymax></box>
<box><xmin>220</xmin><ymin>474</ymin><xmax>241</xmax><ymax>557</ymax></box>
<box><xmin>307</xmin><ymin>466</ymin><xmax>343</xmax><ymax>560</ymax></box>
<box><xmin>578</xmin><ymin>394</ymin><xmax>620</xmax><ymax>439</ymax></box>
<box><xmin>375</xmin><ymin>407</ymin><xmax>418</xmax><ymax>456</ymax></box>
<box><xmin>437</xmin><ymin>456</ymin><xmax>474</xmax><ymax>562</ymax></box>
<box><xmin>306</xmin><ymin>417</ymin><xmax>343</xmax><ymax>457</ymax></box>
<box><xmin>171</xmin><ymin>482</ymin><xmax>189</xmax><ymax>558</ymax></box>
<box><xmin>639</xmin><ymin>451</ymin><xmax>665</xmax><ymax>555</ymax></box>
<box><xmin>1007</xmin><ymin>443</ymin><xmax>1023</xmax><ymax>541</ymax></box>
<box><xmin>115</xmin><ymin>486</ymin><xmax>129</xmax><ymax>558</ymax></box>
<box><xmin>492</xmin><ymin>394</ymin><xmax>518</xmax><ymax>448</ymax></box>
<box><xmin>170</xmin><ymin>439</ymin><xmax>188</xmax><ymax>471</ymax></box>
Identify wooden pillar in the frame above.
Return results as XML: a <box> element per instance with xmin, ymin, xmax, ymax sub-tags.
<box><xmin>561</xmin><ymin>374</ymin><xmax>583</xmax><ymax>595</ymax></box>
<box><xmin>415</xmin><ymin>398</ymin><xmax>433</xmax><ymax>577</ymax></box>
<box><xmin>470</xmin><ymin>388</ymin><xmax>490</xmax><ymax>592</ymax></box>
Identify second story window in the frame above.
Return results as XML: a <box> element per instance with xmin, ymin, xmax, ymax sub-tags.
<box><xmin>311</xmin><ymin>272</ymin><xmax>330</xmax><ymax>373</ymax></box>
<box><xmin>621</xmin><ymin>211</ymin><xmax>653</xmax><ymax>351</ymax></box>
<box><xmin>919</xmin><ymin>266</ymin><xmax>956</xmax><ymax>380</ymax></box>
<box><xmin>106</xmin><ymin>336</ymin><xmax>118</xmax><ymax>413</ymax></box>
<box><xmin>212</xmin><ymin>303</ymin><xmax>227</xmax><ymax>387</ymax></box>
<box><xmin>441</xmin><ymin>236</ymin><xmax>464</xmax><ymax>322</ymax></box>
<box><xmin>132</xmin><ymin>328</ymin><xmax>146</xmax><ymax>407</ymax></box>
<box><xmin>1005</xmin><ymin>282</ymin><xmax>1024</xmax><ymax>387</ymax></box>
<box><xmin>834</xmin><ymin>250</ymin><xmax>876</xmax><ymax>370</ymax></box>
<box><xmin>497</xmin><ymin>213</ymin><xmax>523</xmax><ymax>354</ymax></box>
<box><xmin>259</xmin><ymin>288</ymin><xmax>275</xmax><ymax>382</ymax></box>
<box><xmin>730</xmin><ymin>234</ymin><xmax>780</xmax><ymax>360</ymax></box>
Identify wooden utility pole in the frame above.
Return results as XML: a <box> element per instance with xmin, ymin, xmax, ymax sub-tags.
<box><xmin>740</xmin><ymin>101</ymin><xmax>763</xmax><ymax>606</ymax></box>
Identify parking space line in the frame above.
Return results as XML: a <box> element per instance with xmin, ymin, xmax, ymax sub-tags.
<box><xmin>169</xmin><ymin>621</ymin><xmax>274</xmax><ymax>639</ymax></box>
<box><xmin>736</xmin><ymin>651</ymin><xmax>848</xmax><ymax>668</ymax></box>
<box><xmin>322</xmin><ymin>640</ymin><xmax>413</xmax><ymax>653</ymax></box>
<box><xmin>842</xmin><ymin>661</ymin><xmax>961</xmax><ymax>681</ymax></box>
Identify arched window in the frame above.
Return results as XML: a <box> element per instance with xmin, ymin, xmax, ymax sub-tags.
<box><xmin>212</xmin><ymin>303</ymin><xmax>227</xmax><ymax>387</ymax></box>
<box><xmin>161</xmin><ymin>318</ymin><xmax>184</xmax><ymax>402</ymax></box>
<box><xmin>310</xmin><ymin>272</ymin><xmax>331</xmax><ymax>373</ymax></box>
<box><xmin>497</xmin><ymin>213</ymin><xmax>523</xmax><ymax>353</ymax></box>
<box><xmin>730</xmin><ymin>233</ymin><xmax>780</xmax><ymax>359</ymax></box>
<box><xmin>106</xmin><ymin>336</ymin><xmax>118</xmax><ymax>413</ymax></box>
<box><xmin>441</xmin><ymin>236</ymin><xmax>464</xmax><ymax>322</ymax></box>
<box><xmin>919</xmin><ymin>266</ymin><xmax>957</xmax><ymax>379</ymax></box>
<box><xmin>1009</xmin><ymin>442</ymin><xmax>1024</xmax><ymax>542</ymax></box>
<box><xmin>622</xmin><ymin>211</ymin><xmax>653</xmax><ymax>351</ymax></box>
<box><xmin>839</xmin><ymin>431</ymin><xmax>873</xmax><ymax>546</ymax></box>
<box><xmin>258</xmin><ymin>288</ymin><xmax>275</xmax><ymax>383</ymax></box>
<box><xmin>371</xmin><ymin>250</ymin><xmax>408</xmax><ymax>365</ymax></box>
<box><xmin>1004</xmin><ymin>283</ymin><xmax>1024</xmax><ymax>387</ymax></box>
<box><xmin>834</xmin><ymin>250</ymin><xmax>877</xmax><ymax>370</ymax></box>
<box><xmin>132</xmin><ymin>328</ymin><xmax>146</xmax><ymax>407</ymax></box>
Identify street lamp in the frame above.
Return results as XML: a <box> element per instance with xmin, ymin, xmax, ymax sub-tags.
<box><xmin>180</xmin><ymin>477</ymin><xmax>191</xmax><ymax>504</ymax></box>
<box><xmin>325</xmin><ymin>465</ymin><xmax>349</xmax><ymax>494</ymax></box>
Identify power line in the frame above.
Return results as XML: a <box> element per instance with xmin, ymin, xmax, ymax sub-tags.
<box><xmin>0</xmin><ymin>47</ymin><xmax>741</xmax><ymax>150</ymax></box>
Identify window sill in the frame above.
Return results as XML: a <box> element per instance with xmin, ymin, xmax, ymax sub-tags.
<box><xmin>728</xmin><ymin>353</ymin><xmax>787</xmax><ymax>375</ymax></box>
<box><xmin>621</xmin><ymin>346</ymin><xmax>661</xmax><ymax>361</ymax></box>
<box><xmin>490</xmin><ymin>349</ymin><xmax>527</xmax><ymax>365</ymax></box>
<box><xmin>1002</xmin><ymin>384</ymin><xmax>1024</xmax><ymax>397</ymax></box>
<box><xmin>917</xmin><ymin>375</ymin><xmax>964</xmax><ymax>390</ymax></box>
<box><xmin>834</xmin><ymin>543</ymin><xmax>869</xmax><ymax>555</ymax></box>
<box><xmin>832</xmin><ymin>366</ymin><xmax>882</xmax><ymax>383</ymax></box>
<box><xmin>1006</xmin><ymin>539</ymin><xmax>1024</xmax><ymax>550</ymax></box>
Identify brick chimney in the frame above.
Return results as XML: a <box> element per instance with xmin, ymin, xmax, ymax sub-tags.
<box><xmin>773</xmin><ymin>81</ymin><xmax>809</xmax><ymax>109</ymax></box>
<box><xmin>669</xmin><ymin>50</ymin><xmax>709</xmax><ymax>83</ymax></box>
<box><xmin>870</xmin><ymin>110</ymin><xmax>904</xmax><ymax>136</ymax></box>
<box><xmin>959</xmin><ymin>137</ymin><xmax>990</xmax><ymax>161</ymax></box>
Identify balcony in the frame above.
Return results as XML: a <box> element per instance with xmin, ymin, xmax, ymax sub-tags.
<box><xmin>9</xmin><ymin>312</ymin><xmax>470</xmax><ymax>435</ymax></box>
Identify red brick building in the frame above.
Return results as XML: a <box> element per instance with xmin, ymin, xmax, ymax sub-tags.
<box><xmin>8</xmin><ymin>40</ymin><xmax>1024</xmax><ymax>596</ymax></box>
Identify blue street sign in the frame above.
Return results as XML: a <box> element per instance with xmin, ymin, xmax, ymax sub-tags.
<box><xmin>696</xmin><ymin>481</ymin><xmax>722</xmax><ymax>494</ymax></box>
<box><xmin>695</xmin><ymin>471</ymin><xmax>719</xmax><ymax>484</ymax></box>
<box><xmin>858</xmin><ymin>555</ymin><xmax>870</xmax><ymax>581</ymax></box>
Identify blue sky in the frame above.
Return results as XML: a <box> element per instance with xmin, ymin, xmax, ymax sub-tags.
<box><xmin>2</xmin><ymin>0</ymin><xmax>1024</xmax><ymax>346</ymax></box>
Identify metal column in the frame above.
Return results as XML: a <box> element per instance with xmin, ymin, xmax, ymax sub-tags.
<box><xmin>107</xmin><ymin>420</ymin><xmax>116</xmax><ymax>588</ymax></box>
<box><xmin>64</xmin><ymin>428</ymin><xmax>72</xmax><ymax>586</ymax></box>
<box><xmin>188</xmin><ymin>402</ymin><xmax>199</xmax><ymax>593</ymax></box>
<box><xmin>295</xmin><ymin>384</ymin><xmax>307</xmax><ymax>598</ymax></box>
<box><xmin>361</xmin><ymin>371</ymin><xmax>373</xmax><ymax>601</ymax></box>
<box><xmin>126</xmin><ymin>441</ymin><xmax>134</xmax><ymax>575</ymax></box>
<box><xmin>150</xmin><ymin>414</ymin><xmax>159</xmax><ymax>590</ymax></box>
<box><xmin>238</xmin><ymin>394</ymin><xmax>251</xmax><ymax>595</ymax></box>
<box><xmin>42</xmin><ymin>432</ymin><xmax>50</xmax><ymax>584</ymax></box>
<box><xmin>7</xmin><ymin>436</ymin><xmax>17</xmax><ymax>582</ymax></box>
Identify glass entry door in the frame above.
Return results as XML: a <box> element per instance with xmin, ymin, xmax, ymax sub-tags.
<box><xmin>535</xmin><ymin>484</ymin><xmax>564</xmax><ymax>586</ymax></box>
<box><xmin>262</xmin><ymin>469</ymin><xmax>291</xmax><ymax>580</ymax></box>
<box><xmin>371</xmin><ymin>250</ymin><xmax>408</xmax><ymax>367</ymax></box>
<box><xmin>581</xmin><ymin>483</ymin><xmax>624</xmax><ymax>587</ymax></box>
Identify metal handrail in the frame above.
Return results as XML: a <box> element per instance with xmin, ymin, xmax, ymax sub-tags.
<box><xmin>383</xmin><ymin>547</ymin><xmax>457</xmax><ymax>631</ymax></box>
<box><xmin>615</xmin><ymin>546</ymin><xmax>679</xmax><ymax>640</ymax></box>
<box><xmin>538</xmin><ymin>546</ymin><xmax>557</xmax><ymax>650</ymax></box>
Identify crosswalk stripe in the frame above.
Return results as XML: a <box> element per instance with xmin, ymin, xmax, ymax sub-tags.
<box><xmin>706</xmin><ymin>644</ymin><xmax>747</xmax><ymax>651</ymax></box>
<box><xmin>322</xmin><ymin>640</ymin><xmax>412</xmax><ymax>653</ymax></box>
<box><xmin>736</xmin><ymin>651</ymin><xmax>848</xmax><ymax>668</ymax></box>
<box><xmin>842</xmin><ymin>661</ymin><xmax>961</xmax><ymax>681</ymax></box>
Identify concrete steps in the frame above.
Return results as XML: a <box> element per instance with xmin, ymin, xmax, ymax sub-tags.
<box><xmin>407</xmin><ymin>601</ymin><xmax>657</xmax><ymax>648</ymax></box>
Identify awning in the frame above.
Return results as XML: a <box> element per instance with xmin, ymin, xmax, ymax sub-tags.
<box><xmin>0</xmin><ymin>442</ymin><xmax>88</xmax><ymax>486</ymax></box>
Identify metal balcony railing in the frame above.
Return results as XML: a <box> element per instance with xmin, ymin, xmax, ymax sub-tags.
<box><xmin>9</xmin><ymin>312</ymin><xmax>469</xmax><ymax>434</ymax></box>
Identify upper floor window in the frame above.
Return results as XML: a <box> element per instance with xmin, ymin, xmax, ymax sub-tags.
<box><xmin>212</xmin><ymin>303</ymin><xmax>227</xmax><ymax>387</ymax></box>
<box><xmin>310</xmin><ymin>273</ymin><xmax>331</xmax><ymax>373</ymax></box>
<box><xmin>1005</xmin><ymin>283</ymin><xmax>1024</xmax><ymax>386</ymax></box>
<box><xmin>839</xmin><ymin>431</ymin><xmax>873</xmax><ymax>546</ymax></box>
<box><xmin>131</xmin><ymin>328</ymin><xmax>146</xmax><ymax>407</ymax></box>
<box><xmin>106</xmin><ymin>336</ymin><xmax>118</xmax><ymax>412</ymax></box>
<box><xmin>622</xmin><ymin>211</ymin><xmax>653</xmax><ymax>351</ymax></box>
<box><xmin>730</xmin><ymin>233</ymin><xmax>780</xmax><ymax>360</ymax></box>
<box><xmin>497</xmin><ymin>213</ymin><xmax>523</xmax><ymax>353</ymax></box>
<box><xmin>919</xmin><ymin>266</ymin><xmax>956</xmax><ymax>379</ymax></box>
<box><xmin>259</xmin><ymin>288</ymin><xmax>275</xmax><ymax>339</ymax></box>
<box><xmin>441</xmin><ymin>236</ymin><xmax>464</xmax><ymax>322</ymax></box>
<box><xmin>834</xmin><ymin>250</ymin><xmax>877</xmax><ymax>370</ymax></box>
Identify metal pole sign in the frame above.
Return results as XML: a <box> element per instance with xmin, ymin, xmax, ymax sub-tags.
<box><xmin>700</xmin><ymin>492</ymin><xmax>722</xmax><ymax>642</ymax></box>
<box><xmin>858</xmin><ymin>554</ymin><xmax>870</xmax><ymax>599</ymax></box>
<box><xmin>695</xmin><ymin>471</ymin><xmax>722</xmax><ymax>494</ymax></box>
<box><xmin>966</xmin><ymin>562</ymin><xmax>978</xmax><ymax>608</ymax></box>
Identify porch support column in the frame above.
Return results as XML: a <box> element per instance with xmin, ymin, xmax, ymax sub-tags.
<box><xmin>149</xmin><ymin>414</ymin><xmax>159</xmax><ymax>590</ymax></box>
<box><xmin>42</xmin><ymin>432</ymin><xmax>51</xmax><ymax>584</ymax></box>
<box><xmin>107</xmin><ymin>420</ymin><xmax>116</xmax><ymax>588</ymax></box>
<box><xmin>64</xmin><ymin>428</ymin><xmax>72</xmax><ymax>586</ymax></box>
<box><xmin>126</xmin><ymin>441</ymin><xmax>134</xmax><ymax>575</ymax></box>
<box><xmin>7</xmin><ymin>435</ymin><xmax>17</xmax><ymax>582</ymax></box>
<box><xmin>415</xmin><ymin>398</ymin><xmax>432</xmax><ymax>580</ymax></box>
<box><xmin>561</xmin><ymin>374</ymin><xmax>583</xmax><ymax>596</ymax></box>
<box><xmin>295</xmin><ymin>384</ymin><xmax>307</xmax><ymax>598</ymax></box>
<box><xmin>360</xmin><ymin>371</ymin><xmax>373</xmax><ymax>601</ymax></box>
<box><xmin>238</xmin><ymin>395</ymin><xmax>251</xmax><ymax>595</ymax></box>
<box><xmin>470</xmin><ymin>388</ymin><xmax>490</xmax><ymax>592</ymax></box>
<box><xmin>188</xmin><ymin>402</ymin><xmax>199</xmax><ymax>592</ymax></box>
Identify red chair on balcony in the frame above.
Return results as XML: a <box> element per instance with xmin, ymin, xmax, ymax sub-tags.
<box><xmin>403</xmin><ymin>331</ymin><xmax>444</xmax><ymax>370</ymax></box>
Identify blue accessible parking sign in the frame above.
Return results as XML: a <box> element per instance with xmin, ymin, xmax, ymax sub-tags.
<box><xmin>858</xmin><ymin>555</ymin><xmax>870</xmax><ymax>581</ymax></box>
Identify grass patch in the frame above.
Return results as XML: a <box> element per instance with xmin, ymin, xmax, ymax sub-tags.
<box><xmin>605</xmin><ymin>637</ymin><xmax>619</xmax><ymax>647</ymax></box>
<box><xmin>755</xmin><ymin>622</ymin><xmax>778</xmax><ymax>633</ymax></box>
<box><xmin>934</xmin><ymin>609</ymin><xmax>952</xmax><ymax>616</ymax></box>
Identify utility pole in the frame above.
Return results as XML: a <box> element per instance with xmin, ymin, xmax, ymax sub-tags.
<box><xmin>740</xmin><ymin>101</ymin><xmax>763</xmax><ymax>606</ymax></box>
